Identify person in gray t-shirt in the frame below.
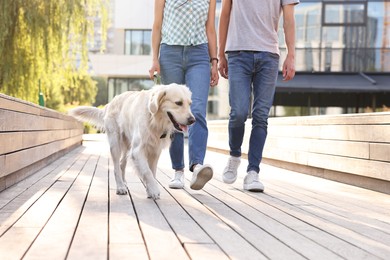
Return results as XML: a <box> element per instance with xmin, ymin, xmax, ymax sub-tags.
<box><xmin>218</xmin><ymin>0</ymin><xmax>299</xmax><ymax>192</ymax></box>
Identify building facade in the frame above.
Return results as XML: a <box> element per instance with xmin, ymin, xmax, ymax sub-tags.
<box><xmin>89</xmin><ymin>0</ymin><xmax>390</xmax><ymax>117</ymax></box>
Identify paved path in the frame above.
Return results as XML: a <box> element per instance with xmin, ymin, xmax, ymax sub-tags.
<box><xmin>0</xmin><ymin>135</ymin><xmax>389</xmax><ymax>259</ymax></box>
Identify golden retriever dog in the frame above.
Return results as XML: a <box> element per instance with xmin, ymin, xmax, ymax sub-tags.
<box><xmin>68</xmin><ymin>83</ymin><xmax>195</xmax><ymax>199</ymax></box>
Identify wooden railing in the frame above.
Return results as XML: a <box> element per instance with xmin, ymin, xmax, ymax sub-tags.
<box><xmin>0</xmin><ymin>94</ymin><xmax>83</xmax><ymax>192</ymax></box>
<box><xmin>208</xmin><ymin>112</ymin><xmax>390</xmax><ymax>194</ymax></box>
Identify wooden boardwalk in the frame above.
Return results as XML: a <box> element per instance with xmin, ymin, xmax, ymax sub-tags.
<box><xmin>0</xmin><ymin>134</ymin><xmax>389</xmax><ymax>260</ymax></box>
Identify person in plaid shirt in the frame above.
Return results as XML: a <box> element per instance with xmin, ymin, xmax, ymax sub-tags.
<box><xmin>149</xmin><ymin>0</ymin><xmax>219</xmax><ymax>190</ymax></box>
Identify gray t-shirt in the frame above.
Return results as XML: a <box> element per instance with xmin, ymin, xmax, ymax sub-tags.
<box><xmin>226</xmin><ymin>0</ymin><xmax>299</xmax><ymax>55</ymax></box>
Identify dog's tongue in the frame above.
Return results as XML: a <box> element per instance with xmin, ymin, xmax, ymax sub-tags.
<box><xmin>179</xmin><ymin>124</ymin><xmax>188</xmax><ymax>132</ymax></box>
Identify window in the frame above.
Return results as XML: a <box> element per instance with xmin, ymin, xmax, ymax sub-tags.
<box><xmin>124</xmin><ymin>30</ymin><xmax>151</xmax><ymax>55</ymax></box>
<box><xmin>207</xmin><ymin>100</ymin><xmax>219</xmax><ymax>115</ymax></box>
<box><xmin>108</xmin><ymin>78</ymin><xmax>154</xmax><ymax>101</ymax></box>
<box><xmin>322</xmin><ymin>2</ymin><xmax>367</xmax><ymax>26</ymax></box>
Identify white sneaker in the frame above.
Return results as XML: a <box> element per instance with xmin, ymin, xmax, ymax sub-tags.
<box><xmin>190</xmin><ymin>164</ymin><xmax>213</xmax><ymax>190</ymax></box>
<box><xmin>169</xmin><ymin>171</ymin><xmax>184</xmax><ymax>189</ymax></box>
<box><xmin>243</xmin><ymin>171</ymin><xmax>264</xmax><ymax>192</ymax></box>
<box><xmin>222</xmin><ymin>156</ymin><xmax>241</xmax><ymax>184</ymax></box>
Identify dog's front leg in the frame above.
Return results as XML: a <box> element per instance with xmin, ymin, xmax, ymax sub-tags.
<box><xmin>131</xmin><ymin>146</ymin><xmax>160</xmax><ymax>200</ymax></box>
<box><xmin>148</xmin><ymin>149</ymin><xmax>161</xmax><ymax>178</ymax></box>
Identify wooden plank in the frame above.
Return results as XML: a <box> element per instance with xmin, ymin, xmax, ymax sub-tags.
<box><xmin>0</xmin><ymin>155</ymin><xmax>5</xmax><ymax>180</ymax></box>
<box><xmin>108</xmin><ymin>190</ymin><xmax>149</xmax><ymax>260</ymax></box>
<box><xmin>154</xmin><ymin>151</ymin><xmax>268</xmax><ymax>259</ymax></box>
<box><xmin>307</xmin><ymin>153</ymin><xmax>390</xmax><ymax>180</ymax></box>
<box><xmin>0</xmin><ymin>146</ymin><xmax>81</xmax><ymax>207</ymax></box>
<box><xmin>145</xmin><ymin>162</ymin><xmax>217</xmax><ymax>245</ymax></box>
<box><xmin>262</xmin><ymin>145</ymin><xmax>390</xmax><ymax>181</ymax></box>
<box><xmin>67</xmin><ymin>154</ymin><xmax>109</xmax><ymax>260</ymax></box>
<box><xmin>0</xmin><ymin>227</ymin><xmax>41</xmax><ymax>259</ymax></box>
<box><xmin>159</xmin><ymin>160</ymin><xmax>343</xmax><ymax>260</ymax></box>
<box><xmin>0</xmin><ymin>129</ymin><xmax>83</xmax><ymax>155</ymax></box>
<box><xmin>268</xmin><ymin>112</ymin><xmax>390</xmax><ymax>126</ymax></box>
<box><xmin>21</xmin><ymin>129</ymin><xmax>82</xmax><ymax>149</ymax></box>
<box><xmin>265</xmin><ymin>137</ymin><xmax>370</xmax><ymax>159</ymax></box>
<box><xmin>318</xmin><ymin>125</ymin><xmax>390</xmax><ymax>143</ymax></box>
<box><xmin>154</xmin><ymin>185</ymin><xmax>216</xmax><ymax>244</ymax></box>
<box><xmin>263</xmin><ymin>146</ymin><xmax>309</xmax><ymax>165</ymax></box>
<box><xmin>201</xmin><ymin>150</ymin><xmax>387</xmax><ymax>259</ymax></box>
<box><xmin>267</xmin><ymin>124</ymin><xmax>390</xmax><ymax>143</ymax></box>
<box><xmin>222</xmin><ymin>160</ymin><xmax>390</xmax><ymax>259</ymax></box>
<box><xmin>260</xmin><ymin>165</ymin><xmax>390</xmax><ymax>220</ymax></box>
<box><xmin>0</xmin><ymin>149</ymin><xmax>84</xmax><ymax>237</ymax></box>
<box><xmin>299</xmin><ymin>112</ymin><xmax>390</xmax><ymax>125</ymax></box>
<box><xmin>24</xmin><ymin>154</ymin><xmax>99</xmax><ymax>260</ymax></box>
<box><xmin>127</xmin><ymin>181</ymin><xmax>190</xmax><ymax>260</ymax></box>
<box><xmin>0</xmin><ymin>94</ymin><xmax>75</xmax><ymax>121</ymax></box>
<box><xmin>2</xmin><ymin>135</ymin><xmax>82</xmax><ymax>177</ymax></box>
<box><xmin>263</xmin><ymin>182</ymin><xmax>390</xmax><ymax>242</ymax></box>
<box><xmin>0</xmin><ymin>132</ymin><xmax>23</xmax><ymax>155</ymax></box>
<box><xmin>1</xmin><ymin>142</ymin><xmax>82</xmax><ymax>191</ymax></box>
<box><xmin>198</xmin><ymin>186</ymin><xmax>342</xmax><ymax>259</ymax></box>
<box><xmin>0</xmin><ymin>181</ymin><xmax>71</xmax><ymax>259</ymax></box>
<box><xmin>242</xmin><ymin>193</ymin><xmax>373</xmax><ymax>259</ymax></box>
<box><xmin>0</xmin><ymin>176</ymin><xmax>5</xmax><ymax>191</ymax></box>
<box><xmin>108</xmin><ymin>157</ymin><xmax>149</xmax><ymax>259</ymax></box>
<box><xmin>370</xmin><ymin>143</ymin><xmax>390</xmax><ymax>161</ymax></box>
<box><xmin>159</xmin><ymin>171</ymin><xmax>308</xmax><ymax>259</ymax></box>
<box><xmin>109</xmin><ymin>244</ymin><xmax>149</xmax><ymax>260</ymax></box>
<box><xmin>259</xmin><ymin>193</ymin><xmax>390</xmax><ymax>259</ymax></box>
<box><xmin>0</xmin><ymin>109</ymin><xmax>82</xmax><ymax>132</ymax></box>
<box><xmin>0</xmin><ymin>109</ymin><xmax>53</xmax><ymax>132</ymax></box>
<box><xmin>1</xmin><ymin>136</ymin><xmax>390</xmax><ymax>259</ymax></box>
<box><xmin>184</xmin><ymin>244</ymin><xmax>229</xmax><ymax>260</ymax></box>
<box><xmin>0</xmin><ymin>94</ymin><xmax>42</xmax><ymax>116</ymax></box>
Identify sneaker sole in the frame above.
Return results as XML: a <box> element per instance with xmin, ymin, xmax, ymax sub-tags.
<box><xmin>243</xmin><ymin>183</ymin><xmax>264</xmax><ymax>192</ymax></box>
<box><xmin>169</xmin><ymin>180</ymin><xmax>184</xmax><ymax>189</ymax></box>
<box><xmin>169</xmin><ymin>184</ymin><xmax>184</xmax><ymax>189</ymax></box>
<box><xmin>190</xmin><ymin>166</ymin><xmax>213</xmax><ymax>190</ymax></box>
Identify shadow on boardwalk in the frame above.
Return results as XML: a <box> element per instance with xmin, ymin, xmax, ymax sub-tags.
<box><xmin>0</xmin><ymin>134</ymin><xmax>389</xmax><ymax>259</ymax></box>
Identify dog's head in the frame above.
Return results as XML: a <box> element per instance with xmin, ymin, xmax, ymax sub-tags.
<box><xmin>148</xmin><ymin>83</ymin><xmax>195</xmax><ymax>132</ymax></box>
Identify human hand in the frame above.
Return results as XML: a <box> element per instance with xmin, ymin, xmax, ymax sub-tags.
<box><xmin>148</xmin><ymin>61</ymin><xmax>160</xmax><ymax>80</ymax></box>
<box><xmin>218</xmin><ymin>56</ymin><xmax>228</xmax><ymax>79</ymax></box>
<box><xmin>282</xmin><ymin>55</ymin><xmax>295</xmax><ymax>81</ymax></box>
<box><xmin>210</xmin><ymin>64</ymin><xmax>219</xmax><ymax>87</ymax></box>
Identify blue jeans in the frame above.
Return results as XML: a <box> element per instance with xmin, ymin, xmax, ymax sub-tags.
<box><xmin>227</xmin><ymin>51</ymin><xmax>279</xmax><ymax>173</ymax></box>
<box><xmin>159</xmin><ymin>43</ymin><xmax>210</xmax><ymax>171</ymax></box>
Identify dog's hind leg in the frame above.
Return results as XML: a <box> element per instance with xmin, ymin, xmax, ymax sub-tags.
<box><xmin>120</xmin><ymin>139</ymin><xmax>130</xmax><ymax>184</ymax></box>
<box><xmin>107</xmin><ymin>131</ymin><xmax>128</xmax><ymax>195</ymax></box>
<box><xmin>120</xmin><ymin>155</ymin><xmax>127</xmax><ymax>183</ymax></box>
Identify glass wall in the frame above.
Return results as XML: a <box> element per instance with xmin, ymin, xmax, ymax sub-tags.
<box><xmin>279</xmin><ymin>0</ymin><xmax>390</xmax><ymax>72</ymax></box>
<box><xmin>107</xmin><ymin>78</ymin><xmax>154</xmax><ymax>101</ymax></box>
<box><xmin>124</xmin><ymin>30</ymin><xmax>152</xmax><ymax>55</ymax></box>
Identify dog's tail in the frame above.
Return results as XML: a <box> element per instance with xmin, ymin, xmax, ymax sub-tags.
<box><xmin>68</xmin><ymin>106</ymin><xmax>105</xmax><ymax>130</ymax></box>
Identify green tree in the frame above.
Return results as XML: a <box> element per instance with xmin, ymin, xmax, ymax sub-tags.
<box><xmin>93</xmin><ymin>76</ymin><xmax>108</xmax><ymax>107</ymax></box>
<box><xmin>0</xmin><ymin>0</ymin><xmax>109</xmax><ymax>109</ymax></box>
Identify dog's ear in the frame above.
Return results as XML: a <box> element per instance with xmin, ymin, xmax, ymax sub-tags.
<box><xmin>148</xmin><ymin>89</ymin><xmax>166</xmax><ymax>114</ymax></box>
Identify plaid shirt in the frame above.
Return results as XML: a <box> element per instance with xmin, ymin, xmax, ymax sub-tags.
<box><xmin>161</xmin><ymin>0</ymin><xmax>209</xmax><ymax>46</ymax></box>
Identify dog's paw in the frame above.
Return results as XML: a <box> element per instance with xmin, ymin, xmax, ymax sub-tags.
<box><xmin>147</xmin><ymin>192</ymin><xmax>160</xmax><ymax>200</ymax></box>
<box><xmin>146</xmin><ymin>185</ymin><xmax>160</xmax><ymax>200</ymax></box>
<box><xmin>116</xmin><ymin>187</ymin><xmax>128</xmax><ymax>195</ymax></box>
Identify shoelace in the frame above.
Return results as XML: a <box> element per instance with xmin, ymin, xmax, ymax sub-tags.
<box><xmin>227</xmin><ymin>159</ymin><xmax>240</xmax><ymax>171</ymax></box>
<box><xmin>173</xmin><ymin>172</ymin><xmax>183</xmax><ymax>180</ymax></box>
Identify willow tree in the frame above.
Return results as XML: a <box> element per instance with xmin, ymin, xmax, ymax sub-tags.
<box><xmin>0</xmin><ymin>0</ymin><xmax>109</xmax><ymax>109</ymax></box>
